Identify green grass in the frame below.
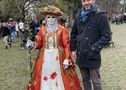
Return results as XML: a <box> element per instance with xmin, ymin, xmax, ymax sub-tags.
<box><xmin>0</xmin><ymin>39</ymin><xmax>38</xmax><ymax>90</ymax></box>
<box><xmin>0</xmin><ymin>23</ymin><xmax>126</xmax><ymax>90</ymax></box>
<box><xmin>100</xmin><ymin>24</ymin><xmax>126</xmax><ymax>90</ymax></box>
<box><xmin>0</xmin><ymin>40</ymin><xmax>29</xmax><ymax>90</ymax></box>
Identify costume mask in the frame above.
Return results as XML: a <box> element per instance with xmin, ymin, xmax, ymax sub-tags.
<box><xmin>46</xmin><ymin>15</ymin><xmax>57</xmax><ymax>25</ymax></box>
<box><xmin>46</xmin><ymin>15</ymin><xmax>58</xmax><ymax>32</ymax></box>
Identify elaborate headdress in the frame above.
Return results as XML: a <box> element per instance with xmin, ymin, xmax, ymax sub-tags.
<box><xmin>40</xmin><ymin>5</ymin><xmax>63</xmax><ymax>16</ymax></box>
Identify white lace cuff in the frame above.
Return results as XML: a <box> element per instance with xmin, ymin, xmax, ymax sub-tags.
<box><xmin>63</xmin><ymin>59</ymin><xmax>72</xmax><ymax>65</ymax></box>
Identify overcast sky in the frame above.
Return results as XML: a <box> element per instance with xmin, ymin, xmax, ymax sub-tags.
<box><xmin>120</xmin><ymin>0</ymin><xmax>125</xmax><ymax>4</ymax></box>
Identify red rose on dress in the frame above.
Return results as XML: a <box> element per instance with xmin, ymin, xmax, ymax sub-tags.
<box><xmin>50</xmin><ymin>72</ymin><xmax>57</xmax><ymax>80</ymax></box>
<box><xmin>44</xmin><ymin>76</ymin><xmax>48</xmax><ymax>81</ymax></box>
<box><xmin>68</xmin><ymin>60</ymin><xmax>71</xmax><ymax>65</ymax></box>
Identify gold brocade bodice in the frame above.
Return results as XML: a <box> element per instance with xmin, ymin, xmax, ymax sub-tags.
<box><xmin>46</xmin><ymin>31</ymin><xmax>58</xmax><ymax>49</ymax></box>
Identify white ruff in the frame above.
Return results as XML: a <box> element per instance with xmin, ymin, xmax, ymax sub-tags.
<box><xmin>41</xmin><ymin>49</ymin><xmax>65</xmax><ymax>90</ymax></box>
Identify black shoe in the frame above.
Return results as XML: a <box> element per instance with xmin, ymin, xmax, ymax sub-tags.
<box><xmin>5</xmin><ymin>46</ymin><xmax>8</xmax><ymax>49</ymax></box>
<box><xmin>8</xmin><ymin>43</ymin><xmax>11</xmax><ymax>47</ymax></box>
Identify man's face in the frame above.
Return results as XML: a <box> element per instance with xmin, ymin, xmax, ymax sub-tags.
<box><xmin>46</xmin><ymin>15</ymin><xmax>57</xmax><ymax>25</ymax></box>
<box><xmin>82</xmin><ymin>0</ymin><xmax>95</xmax><ymax>10</ymax></box>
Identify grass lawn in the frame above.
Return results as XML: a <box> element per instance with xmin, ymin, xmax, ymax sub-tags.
<box><xmin>0</xmin><ymin>23</ymin><xmax>126</xmax><ymax>90</ymax></box>
<box><xmin>101</xmin><ymin>24</ymin><xmax>126</xmax><ymax>90</ymax></box>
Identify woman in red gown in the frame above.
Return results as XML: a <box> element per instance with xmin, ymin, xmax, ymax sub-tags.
<box><xmin>27</xmin><ymin>5</ymin><xmax>82</xmax><ymax>90</ymax></box>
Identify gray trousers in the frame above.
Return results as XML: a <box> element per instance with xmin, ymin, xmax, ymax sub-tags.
<box><xmin>80</xmin><ymin>68</ymin><xmax>102</xmax><ymax>90</ymax></box>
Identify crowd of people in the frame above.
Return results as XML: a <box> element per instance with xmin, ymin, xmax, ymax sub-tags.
<box><xmin>0</xmin><ymin>18</ymin><xmax>42</xmax><ymax>49</ymax></box>
<box><xmin>0</xmin><ymin>18</ymin><xmax>17</xmax><ymax>49</ymax></box>
<box><xmin>111</xmin><ymin>14</ymin><xmax>126</xmax><ymax>25</ymax></box>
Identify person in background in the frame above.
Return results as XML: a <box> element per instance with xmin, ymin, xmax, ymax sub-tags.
<box><xmin>29</xmin><ymin>18</ymin><xmax>40</xmax><ymax>41</ymax></box>
<box><xmin>18</xmin><ymin>20</ymin><xmax>24</xmax><ymax>33</ymax></box>
<box><xmin>2</xmin><ymin>22</ymin><xmax>11</xmax><ymax>49</ymax></box>
<box><xmin>0</xmin><ymin>21</ymin><xmax>3</xmax><ymax>38</ymax></box>
<box><xmin>15</xmin><ymin>21</ymin><xmax>19</xmax><ymax>38</ymax></box>
<box><xmin>70</xmin><ymin>0</ymin><xmax>112</xmax><ymax>90</ymax></box>
<box><xmin>20</xmin><ymin>24</ymin><xmax>29</xmax><ymax>49</ymax></box>
<box><xmin>8</xmin><ymin>18</ymin><xmax>16</xmax><ymax>43</ymax></box>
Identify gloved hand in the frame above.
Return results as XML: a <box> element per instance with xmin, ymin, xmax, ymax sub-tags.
<box><xmin>63</xmin><ymin>64</ymin><xmax>69</xmax><ymax>69</ymax></box>
<box><xmin>63</xmin><ymin>59</ymin><xmax>72</xmax><ymax>69</ymax></box>
<box><xmin>26</xmin><ymin>39</ymin><xmax>35</xmax><ymax>49</ymax></box>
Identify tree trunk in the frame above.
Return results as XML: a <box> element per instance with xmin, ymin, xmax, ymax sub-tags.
<box><xmin>123</xmin><ymin>0</ymin><xmax>126</xmax><ymax>14</ymax></box>
<box><xmin>69</xmin><ymin>9</ymin><xmax>73</xmax><ymax>27</ymax></box>
<box><xmin>21</xmin><ymin>8</ymin><xmax>26</xmax><ymax>22</ymax></box>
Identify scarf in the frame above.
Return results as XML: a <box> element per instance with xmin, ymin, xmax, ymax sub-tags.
<box><xmin>80</xmin><ymin>4</ymin><xmax>97</xmax><ymax>23</ymax></box>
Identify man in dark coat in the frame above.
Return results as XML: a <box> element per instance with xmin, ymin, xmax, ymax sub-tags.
<box><xmin>70</xmin><ymin>0</ymin><xmax>112</xmax><ymax>90</ymax></box>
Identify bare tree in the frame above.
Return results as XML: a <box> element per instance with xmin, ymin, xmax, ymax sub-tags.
<box><xmin>123</xmin><ymin>0</ymin><xmax>126</xmax><ymax>13</ymax></box>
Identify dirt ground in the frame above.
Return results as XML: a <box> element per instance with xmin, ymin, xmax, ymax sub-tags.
<box><xmin>0</xmin><ymin>24</ymin><xmax>126</xmax><ymax>90</ymax></box>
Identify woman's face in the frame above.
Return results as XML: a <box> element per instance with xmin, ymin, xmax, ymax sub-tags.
<box><xmin>82</xmin><ymin>0</ymin><xmax>95</xmax><ymax>10</ymax></box>
<box><xmin>46</xmin><ymin>15</ymin><xmax>57</xmax><ymax>25</ymax></box>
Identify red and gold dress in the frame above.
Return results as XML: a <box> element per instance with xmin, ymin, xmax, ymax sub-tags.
<box><xmin>30</xmin><ymin>24</ymin><xmax>82</xmax><ymax>90</ymax></box>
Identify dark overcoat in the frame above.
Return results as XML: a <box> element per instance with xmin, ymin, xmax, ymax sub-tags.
<box><xmin>70</xmin><ymin>11</ymin><xmax>112</xmax><ymax>68</ymax></box>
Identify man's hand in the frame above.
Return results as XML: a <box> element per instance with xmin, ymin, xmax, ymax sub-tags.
<box><xmin>71</xmin><ymin>51</ymin><xmax>77</xmax><ymax>63</ymax></box>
